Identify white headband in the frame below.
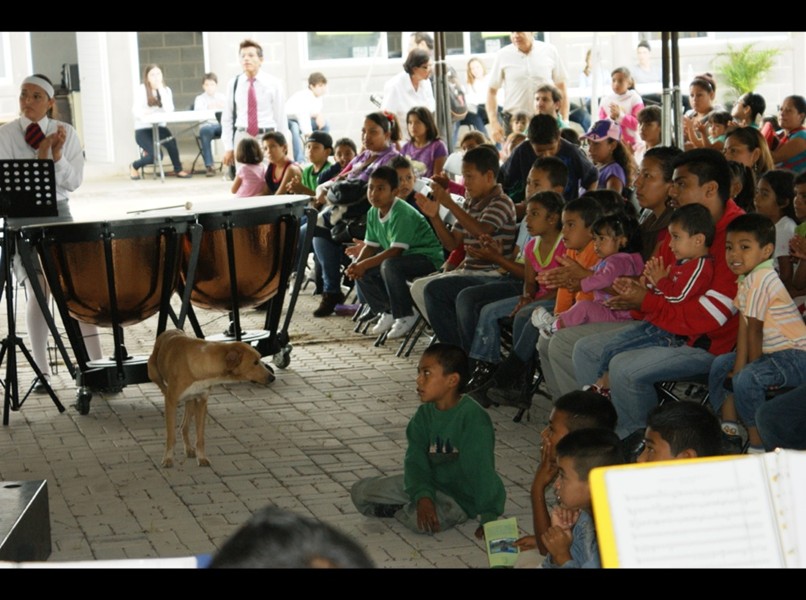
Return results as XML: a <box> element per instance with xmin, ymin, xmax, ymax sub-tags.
<box><xmin>22</xmin><ymin>76</ymin><xmax>54</xmax><ymax>99</ymax></box>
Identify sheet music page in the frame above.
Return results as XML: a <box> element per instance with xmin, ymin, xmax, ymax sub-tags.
<box><xmin>767</xmin><ymin>450</ymin><xmax>806</xmax><ymax>567</ymax></box>
<box><xmin>603</xmin><ymin>457</ymin><xmax>784</xmax><ymax>568</ymax></box>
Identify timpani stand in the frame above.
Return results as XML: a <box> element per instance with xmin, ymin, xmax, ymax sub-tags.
<box><xmin>0</xmin><ymin>159</ymin><xmax>64</xmax><ymax>424</ymax></box>
<box><xmin>181</xmin><ymin>196</ymin><xmax>315</xmax><ymax>368</ymax></box>
<box><xmin>17</xmin><ymin>208</ymin><xmax>202</xmax><ymax>415</ymax></box>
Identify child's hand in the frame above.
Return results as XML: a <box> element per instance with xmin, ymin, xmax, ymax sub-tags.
<box><xmin>790</xmin><ymin>235</ymin><xmax>806</xmax><ymax>261</ymax></box>
<box><xmin>643</xmin><ymin>256</ymin><xmax>670</xmax><ymax>287</ymax></box>
<box><xmin>513</xmin><ymin>535</ymin><xmax>537</xmax><ymax>550</ymax></box>
<box><xmin>533</xmin><ymin>434</ymin><xmax>559</xmax><ymax>490</ymax></box>
<box><xmin>345</xmin><ymin>261</ymin><xmax>366</xmax><ymax>281</ymax></box>
<box><xmin>416</xmin><ymin>497</ymin><xmax>441</xmax><ymax>534</ymax></box>
<box><xmin>285</xmin><ymin>174</ymin><xmax>304</xmax><ymax>194</ymax></box>
<box><xmin>344</xmin><ymin>238</ymin><xmax>365</xmax><ymax>259</ymax></box>
<box><xmin>474</xmin><ymin>525</ymin><xmax>485</xmax><ymax>540</ymax></box>
<box><xmin>541</xmin><ymin>526</ymin><xmax>574</xmax><ymax>565</ymax></box>
<box><xmin>609</xmin><ymin>103</ymin><xmax>621</xmax><ymax>121</ymax></box>
<box><xmin>509</xmin><ymin>295</ymin><xmax>534</xmax><ymax>318</ymax></box>
<box><xmin>550</xmin><ymin>506</ymin><xmax>580</xmax><ymax>530</ymax></box>
<box><xmin>605</xmin><ymin>276</ymin><xmax>648</xmax><ymax>310</ymax></box>
<box><xmin>465</xmin><ymin>244</ymin><xmax>498</xmax><ymax>262</ymax></box>
<box><xmin>415</xmin><ymin>192</ymin><xmax>440</xmax><ymax>219</ymax></box>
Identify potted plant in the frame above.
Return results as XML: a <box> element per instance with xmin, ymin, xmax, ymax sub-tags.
<box><xmin>713</xmin><ymin>42</ymin><xmax>780</xmax><ymax>103</ymax></box>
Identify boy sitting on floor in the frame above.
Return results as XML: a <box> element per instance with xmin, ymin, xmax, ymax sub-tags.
<box><xmin>350</xmin><ymin>343</ymin><xmax>506</xmax><ymax>537</ymax></box>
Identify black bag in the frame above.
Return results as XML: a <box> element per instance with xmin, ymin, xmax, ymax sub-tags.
<box><xmin>327</xmin><ymin>179</ymin><xmax>370</xmax><ymax>243</ymax></box>
<box><xmin>331</xmin><ymin>214</ymin><xmax>367</xmax><ymax>244</ymax></box>
<box><xmin>327</xmin><ymin>179</ymin><xmax>368</xmax><ymax>207</ymax></box>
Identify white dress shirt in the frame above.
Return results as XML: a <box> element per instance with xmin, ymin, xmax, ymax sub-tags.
<box><xmin>221</xmin><ymin>70</ymin><xmax>290</xmax><ymax>151</ymax></box>
<box><xmin>132</xmin><ymin>84</ymin><xmax>176</xmax><ymax>130</ymax></box>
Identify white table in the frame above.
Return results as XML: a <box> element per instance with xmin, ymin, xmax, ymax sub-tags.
<box><xmin>141</xmin><ymin>110</ymin><xmax>216</xmax><ymax>182</ymax></box>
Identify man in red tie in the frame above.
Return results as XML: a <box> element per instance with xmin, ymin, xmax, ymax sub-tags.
<box><xmin>221</xmin><ymin>39</ymin><xmax>290</xmax><ymax>172</ymax></box>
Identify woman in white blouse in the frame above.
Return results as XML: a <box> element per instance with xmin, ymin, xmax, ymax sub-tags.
<box><xmin>130</xmin><ymin>64</ymin><xmax>191</xmax><ymax>179</ymax></box>
<box><xmin>380</xmin><ymin>49</ymin><xmax>435</xmax><ymax>130</ymax></box>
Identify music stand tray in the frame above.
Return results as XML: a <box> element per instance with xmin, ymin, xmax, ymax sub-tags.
<box><xmin>0</xmin><ymin>159</ymin><xmax>62</xmax><ymax>425</ymax></box>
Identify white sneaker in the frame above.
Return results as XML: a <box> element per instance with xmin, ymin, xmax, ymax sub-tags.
<box><xmin>371</xmin><ymin>312</ymin><xmax>395</xmax><ymax>335</ymax></box>
<box><xmin>387</xmin><ymin>315</ymin><xmax>419</xmax><ymax>339</ymax></box>
<box><xmin>531</xmin><ymin>306</ymin><xmax>556</xmax><ymax>337</ymax></box>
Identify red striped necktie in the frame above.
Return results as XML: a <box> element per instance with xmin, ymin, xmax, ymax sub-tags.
<box><xmin>26</xmin><ymin>122</ymin><xmax>45</xmax><ymax>150</ymax></box>
<box><xmin>247</xmin><ymin>78</ymin><xmax>258</xmax><ymax>137</ymax></box>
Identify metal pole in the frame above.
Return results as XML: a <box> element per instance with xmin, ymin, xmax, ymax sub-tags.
<box><xmin>661</xmin><ymin>32</ymin><xmax>672</xmax><ymax>147</ymax></box>
<box><xmin>672</xmin><ymin>31</ymin><xmax>684</xmax><ymax>149</ymax></box>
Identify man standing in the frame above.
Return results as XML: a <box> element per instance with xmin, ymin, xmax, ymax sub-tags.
<box><xmin>486</xmin><ymin>32</ymin><xmax>569</xmax><ymax>144</ymax></box>
<box><xmin>221</xmin><ymin>39</ymin><xmax>290</xmax><ymax>170</ymax></box>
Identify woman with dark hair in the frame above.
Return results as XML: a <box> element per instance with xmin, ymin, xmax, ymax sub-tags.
<box><xmin>731</xmin><ymin>91</ymin><xmax>766</xmax><ymax>128</ymax></box>
<box><xmin>683</xmin><ymin>73</ymin><xmax>723</xmax><ymax>149</ymax></box>
<box><xmin>0</xmin><ymin>74</ymin><xmax>102</xmax><ymax>392</ymax></box>
<box><xmin>310</xmin><ymin>112</ymin><xmax>401</xmax><ymax>317</ymax></box>
<box><xmin>130</xmin><ymin>64</ymin><xmax>190</xmax><ymax>179</ymax></box>
<box><xmin>380</xmin><ymin>49</ymin><xmax>435</xmax><ymax>127</ymax></box>
<box><xmin>772</xmin><ymin>95</ymin><xmax>806</xmax><ymax>174</ymax></box>
<box><xmin>723</xmin><ymin>126</ymin><xmax>775</xmax><ymax>175</ymax></box>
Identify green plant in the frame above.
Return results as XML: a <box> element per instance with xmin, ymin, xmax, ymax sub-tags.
<box><xmin>713</xmin><ymin>43</ymin><xmax>780</xmax><ymax>100</ymax></box>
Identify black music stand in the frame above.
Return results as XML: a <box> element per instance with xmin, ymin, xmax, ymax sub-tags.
<box><xmin>0</xmin><ymin>159</ymin><xmax>64</xmax><ymax>425</ymax></box>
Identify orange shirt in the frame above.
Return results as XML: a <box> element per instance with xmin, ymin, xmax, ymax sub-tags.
<box><xmin>553</xmin><ymin>241</ymin><xmax>598</xmax><ymax>315</ymax></box>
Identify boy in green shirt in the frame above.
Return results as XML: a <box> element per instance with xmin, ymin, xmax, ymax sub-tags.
<box><xmin>346</xmin><ymin>165</ymin><xmax>443</xmax><ymax>339</ymax></box>
<box><xmin>350</xmin><ymin>343</ymin><xmax>506</xmax><ymax>537</ymax></box>
<box><xmin>286</xmin><ymin>131</ymin><xmax>334</xmax><ymax>195</ymax></box>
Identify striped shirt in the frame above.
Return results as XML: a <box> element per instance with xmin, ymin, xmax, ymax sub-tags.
<box><xmin>736</xmin><ymin>260</ymin><xmax>806</xmax><ymax>353</ymax></box>
<box><xmin>453</xmin><ymin>184</ymin><xmax>517</xmax><ymax>271</ymax></box>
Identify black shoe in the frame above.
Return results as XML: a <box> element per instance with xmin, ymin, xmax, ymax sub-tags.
<box><xmin>313</xmin><ymin>291</ymin><xmax>346</xmax><ymax>317</ymax></box>
<box><xmin>372</xmin><ymin>503</ymin><xmax>405</xmax><ymax>518</ymax></box>
<box><xmin>32</xmin><ymin>378</ymin><xmax>51</xmax><ymax>394</ymax></box>
<box><xmin>467</xmin><ymin>361</ymin><xmax>497</xmax><ymax>391</ymax></box>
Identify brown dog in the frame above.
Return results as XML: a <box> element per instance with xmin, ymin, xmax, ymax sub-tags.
<box><xmin>147</xmin><ymin>329</ymin><xmax>275</xmax><ymax>468</ymax></box>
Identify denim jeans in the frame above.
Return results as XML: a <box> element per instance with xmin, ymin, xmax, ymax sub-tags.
<box><xmin>756</xmin><ymin>383</ymin><xmax>806</xmax><ymax>450</ymax></box>
<box><xmin>452</xmin><ymin>111</ymin><xmax>487</xmax><ymax>146</ymax></box>
<box><xmin>727</xmin><ymin>350</ymin><xmax>806</xmax><ymax>429</ymax></box>
<box><xmin>356</xmin><ymin>254</ymin><xmax>437</xmax><ymax>318</ymax></box>
<box><xmin>469</xmin><ymin>296</ymin><xmax>552</xmax><ymax>364</ymax></box>
<box><xmin>537</xmin><ymin>321</ymin><xmax>633</xmax><ymax>400</ymax></box>
<box><xmin>198</xmin><ymin>123</ymin><xmax>221</xmax><ymax>168</ymax></box>
<box><xmin>573</xmin><ymin>325</ymin><xmax>715</xmax><ymax>438</ymax></box>
<box><xmin>455</xmin><ymin>277</ymin><xmax>522</xmax><ymax>353</ymax></box>
<box><xmin>596</xmin><ymin>321</ymin><xmax>687</xmax><ymax>379</ymax></box>
<box><xmin>422</xmin><ymin>272</ymin><xmax>503</xmax><ymax>348</ymax></box>
<box><xmin>134</xmin><ymin>126</ymin><xmax>182</xmax><ymax>171</ymax></box>
<box><xmin>311</xmin><ymin>229</ymin><xmax>344</xmax><ymax>294</ymax></box>
<box><xmin>289</xmin><ymin>118</ymin><xmax>330</xmax><ymax>164</ymax></box>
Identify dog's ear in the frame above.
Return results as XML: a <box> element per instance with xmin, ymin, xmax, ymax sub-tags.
<box><xmin>225</xmin><ymin>349</ymin><xmax>243</xmax><ymax>371</ymax></box>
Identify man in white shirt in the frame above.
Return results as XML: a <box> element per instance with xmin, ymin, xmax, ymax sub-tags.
<box><xmin>486</xmin><ymin>32</ymin><xmax>569</xmax><ymax>144</ymax></box>
<box><xmin>221</xmin><ymin>39</ymin><xmax>290</xmax><ymax>170</ymax></box>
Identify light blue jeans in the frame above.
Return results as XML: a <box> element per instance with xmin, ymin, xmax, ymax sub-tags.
<box><xmin>469</xmin><ymin>296</ymin><xmax>553</xmax><ymax>364</ymax></box>
<box><xmin>573</xmin><ymin>325</ymin><xmax>715</xmax><ymax>438</ymax></box>
<box><xmin>710</xmin><ymin>349</ymin><xmax>806</xmax><ymax>429</ymax></box>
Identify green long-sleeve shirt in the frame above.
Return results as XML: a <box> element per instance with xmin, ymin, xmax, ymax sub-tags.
<box><xmin>404</xmin><ymin>395</ymin><xmax>506</xmax><ymax>524</ymax></box>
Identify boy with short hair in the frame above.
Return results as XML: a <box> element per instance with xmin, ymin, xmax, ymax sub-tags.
<box><xmin>636</xmin><ymin>105</ymin><xmax>662</xmax><ymax>160</ymax></box>
<box><xmin>193</xmin><ymin>72</ymin><xmax>226</xmax><ymax>176</ymax></box>
<box><xmin>286</xmin><ymin>131</ymin><xmax>334</xmax><ymax>196</ymax></box>
<box><xmin>350</xmin><ymin>344</ymin><xmax>506</xmax><ymax>537</ymax></box>
<box><xmin>637</xmin><ymin>401</ymin><xmax>722</xmax><ymax>463</ymax></box>
<box><xmin>345</xmin><ymin>166</ymin><xmax>443</xmax><ymax>339</ymax></box>
<box><xmin>413</xmin><ymin>145</ymin><xmax>518</xmax><ymax>346</ymax></box>
<box><xmin>514</xmin><ymin>390</ymin><xmax>617</xmax><ymax>566</ymax></box>
<box><xmin>542</xmin><ymin>428</ymin><xmax>625</xmax><ymax>568</ymax></box>
<box><xmin>708</xmin><ymin>213</ymin><xmax>806</xmax><ymax>453</ymax></box>
<box><xmin>587</xmin><ymin>203</ymin><xmax>716</xmax><ymax>397</ymax></box>
<box><xmin>286</xmin><ymin>71</ymin><xmax>329</xmax><ymax>164</ymax></box>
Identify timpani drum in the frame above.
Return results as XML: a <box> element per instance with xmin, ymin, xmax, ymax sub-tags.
<box><xmin>19</xmin><ymin>211</ymin><xmax>201</xmax><ymax>414</ymax></box>
<box><xmin>182</xmin><ymin>196</ymin><xmax>313</xmax><ymax>367</ymax></box>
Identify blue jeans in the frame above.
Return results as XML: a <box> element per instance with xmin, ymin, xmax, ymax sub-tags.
<box><xmin>756</xmin><ymin>384</ymin><xmax>806</xmax><ymax>450</ymax></box>
<box><xmin>573</xmin><ymin>325</ymin><xmax>715</xmax><ymax>438</ymax></box>
<box><xmin>134</xmin><ymin>126</ymin><xmax>182</xmax><ymax>171</ymax></box>
<box><xmin>311</xmin><ymin>230</ymin><xmax>344</xmax><ymax>294</ymax></box>
<box><xmin>198</xmin><ymin>123</ymin><xmax>221</xmax><ymax>168</ymax></box>
<box><xmin>453</xmin><ymin>110</ymin><xmax>487</xmax><ymax>146</ymax></box>
<box><xmin>596</xmin><ymin>321</ymin><xmax>687</xmax><ymax>379</ymax></box>
<box><xmin>423</xmin><ymin>273</ymin><xmax>503</xmax><ymax>348</ymax></box>
<box><xmin>289</xmin><ymin>118</ymin><xmax>330</xmax><ymax>164</ymax></box>
<box><xmin>719</xmin><ymin>350</ymin><xmax>806</xmax><ymax>429</ymax></box>
<box><xmin>455</xmin><ymin>278</ymin><xmax>522</xmax><ymax>353</ymax></box>
<box><xmin>469</xmin><ymin>296</ymin><xmax>544</xmax><ymax>364</ymax></box>
<box><xmin>356</xmin><ymin>254</ymin><xmax>437</xmax><ymax>318</ymax></box>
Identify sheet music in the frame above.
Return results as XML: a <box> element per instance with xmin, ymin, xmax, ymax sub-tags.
<box><xmin>766</xmin><ymin>450</ymin><xmax>806</xmax><ymax>567</ymax></box>
<box><xmin>603</xmin><ymin>457</ymin><xmax>785</xmax><ymax>568</ymax></box>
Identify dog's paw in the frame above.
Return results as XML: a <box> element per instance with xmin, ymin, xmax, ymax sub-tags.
<box><xmin>197</xmin><ymin>457</ymin><xmax>211</xmax><ymax>467</ymax></box>
<box><xmin>161</xmin><ymin>456</ymin><xmax>174</xmax><ymax>468</ymax></box>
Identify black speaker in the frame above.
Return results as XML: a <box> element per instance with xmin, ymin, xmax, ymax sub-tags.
<box><xmin>61</xmin><ymin>63</ymin><xmax>79</xmax><ymax>92</ymax></box>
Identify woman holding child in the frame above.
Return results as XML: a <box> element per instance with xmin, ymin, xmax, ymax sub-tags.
<box><xmin>310</xmin><ymin>112</ymin><xmax>401</xmax><ymax>317</ymax></box>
